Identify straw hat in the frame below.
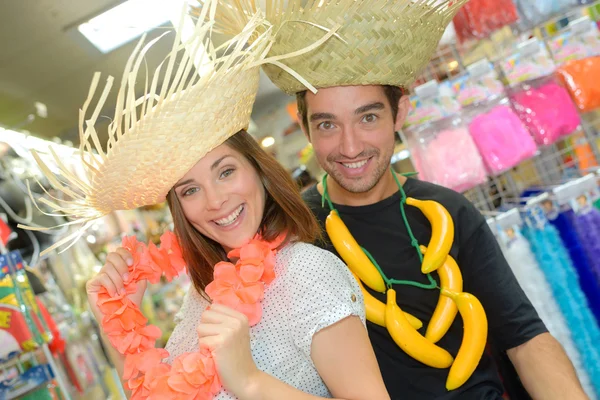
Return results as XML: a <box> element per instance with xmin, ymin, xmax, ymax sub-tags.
<box><xmin>202</xmin><ymin>0</ymin><xmax>469</xmax><ymax>95</ymax></box>
<box><xmin>20</xmin><ymin>1</ymin><xmax>335</xmax><ymax>255</ymax></box>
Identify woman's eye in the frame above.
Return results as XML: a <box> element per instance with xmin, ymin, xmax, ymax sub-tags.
<box><xmin>182</xmin><ymin>187</ymin><xmax>199</xmax><ymax>197</ymax></box>
<box><xmin>362</xmin><ymin>114</ymin><xmax>378</xmax><ymax>123</ymax></box>
<box><xmin>220</xmin><ymin>168</ymin><xmax>234</xmax><ymax>179</ymax></box>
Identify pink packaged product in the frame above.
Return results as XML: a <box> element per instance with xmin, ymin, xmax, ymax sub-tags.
<box><xmin>508</xmin><ymin>76</ymin><xmax>581</xmax><ymax>145</ymax></box>
<box><xmin>467</xmin><ymin>97</ymin><xmax>538</xmax><ymax>174</ymax></box>
<box><xmin>404</xmin><ymin>115</ymin><xmax>488</xmax><ymax>193</ymax></box>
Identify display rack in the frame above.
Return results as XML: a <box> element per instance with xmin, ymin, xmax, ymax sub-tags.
<box><xmin>401</xmin><ymin>4</ymin><xmax>600</xmax><ymax>213</ymax></box>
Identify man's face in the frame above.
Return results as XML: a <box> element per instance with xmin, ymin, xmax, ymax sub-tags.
<box><xmin>301</xmin><ymin>85</ymin><xmax>406</xmax><ymax>194</ymax></box>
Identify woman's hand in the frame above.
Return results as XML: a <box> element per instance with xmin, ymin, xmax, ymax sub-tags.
<box><xmin>86</xmin><ymin>247</ymin><xmax>147</xmax><ymax>319</ymax></box>
<box><xmin>197</xmin><ymin>304</ymin><xmax>260</xmax><ymax>397</ymax></box>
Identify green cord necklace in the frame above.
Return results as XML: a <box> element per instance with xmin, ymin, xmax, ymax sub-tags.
<box><xmin>321</xmin><ymin>168</ymin><xmax>438</xmax><ymax>291</ymax></box>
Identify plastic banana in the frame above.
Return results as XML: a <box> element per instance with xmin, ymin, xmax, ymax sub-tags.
<box><xmin>442</xmin><ymin>289</ymin><xmax>488</xmax><ymax>390</ymax></box>
<box><xmin>385</xmin><ymin>289</ymin><xmax>454</xmax><ymax>369</ymax></box>
<box><xmin>351</xmin><ymin>273</ymin><xmax>422</xmax><ymax>329</ymax></box>
<box><xmin>326</xmin><ymin>210</ymin><xmax>386</xmax><ymax>293</ymax></box>
<box><xmin>420</xmin><ymin>246</ymin><xmax>463</xmax><ymax>344</ymax></box>
<box><xmin>405</xmin><ymin>197</ymin><xmax>454</xmax><ymax>274</ymax></box>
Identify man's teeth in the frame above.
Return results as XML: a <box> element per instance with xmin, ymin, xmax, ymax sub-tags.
<box><xmin>342</xmin><ymin>159</ymin><xmax>368</xmax><ymax>169</ymax></box>
<box><xmin>215</xmin><ymin>205</ymin><xmax>244</xmax><ymax>226</ymax></box>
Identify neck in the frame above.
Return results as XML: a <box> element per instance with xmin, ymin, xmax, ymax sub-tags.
<box><xmin>319</xmin><ymin>169</ymin><xmax>406</xmax><ymax>207</ymax></box>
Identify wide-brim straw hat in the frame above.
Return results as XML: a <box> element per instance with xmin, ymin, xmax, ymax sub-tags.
<box><xmin>202</xmin><ymin>0</ymin><xmax>469</xmax><ymax>95</ymax></box>
<box><xmin>20</xmin><ymin>1</ymin><xmax>337</xmax><ymax>255</ymax></box>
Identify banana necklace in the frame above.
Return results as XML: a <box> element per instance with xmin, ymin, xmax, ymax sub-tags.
<box><xmin>321</xmin><ymin>169</ymin><xmax>488</xmax><ymax>391</ymax></box>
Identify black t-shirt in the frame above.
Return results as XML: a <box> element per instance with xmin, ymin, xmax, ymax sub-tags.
<box><xmin>302</xmin><ymin>178</ymin><xmax>547</xmax><ymax>400</ymax></box>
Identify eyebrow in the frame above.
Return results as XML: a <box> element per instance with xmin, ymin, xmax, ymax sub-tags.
<box><xmin>309</xmin><ymin>112</ymin><xmax>336</xmax><ymax>122</ymax></box>
<box><xmin>355</xmin><ymin>102</ymin><xmax>385</xmax><ymax>115</ymax></box>
<box><xmin>173</xmin><ymin>155</ymin><xmax>232</xmax><ymax>190</ymax></box>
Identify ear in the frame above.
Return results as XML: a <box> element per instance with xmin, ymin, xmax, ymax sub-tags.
<box><xmin>394</xmin><ymin>95</ymin><xmax>410</xmax><ymax>132</ymax></box>
<box><xmin>298</xmin><ymin>113</ymin><xmax>311</xmax><ymax>143</ymax></box>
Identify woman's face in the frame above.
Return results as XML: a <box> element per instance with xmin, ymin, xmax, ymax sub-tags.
<box><xmin>173</xmin><ymin>143</ymin><xmax>266</xmax><ymax>252</ymax></box>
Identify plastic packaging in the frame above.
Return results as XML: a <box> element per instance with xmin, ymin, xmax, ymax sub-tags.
<box><xmin>548</xmin><ymin>17</ymin><xmax>600</xmax><ymax>65</ymax></box>
<box><xmin>515</xmin><ymin>0</ymin><xmax>579</xmax><ymax>28</ymax></box>
<box><xmin>467</xmin><ymin>97</ymin><xmax>537</xmax><ymax>174</ymax></box>
<box><xmin>404</xmin><ymin>115</ymin><xmax>488</xmax><ymax>193</ymax></box>
<box><xmin>452</xmin><ymin>0</ymin><xmax>519</xmax><ymax>43</ymax></box>
<box><xmin>496</xmin><ymin>223</ymin><xmax>597</xmax><ymax>398</ymax></box>
<box><xmin>508</xmin><ymin>76</ymin><xmax>581</xmax><ymax>145</ymax></box>
<box><xmin>557</xmin><ymin>56</ymin><xmax>600</xmax><ymax>112</ymax></box>
<box><xmin>521</xmin><ymin>204</ymin><xmax>600</xmax><ymax>393</ymax></box>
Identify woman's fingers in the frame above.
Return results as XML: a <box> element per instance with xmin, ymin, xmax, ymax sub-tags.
<box><xmin>102</xmin><ymin>264</ymin><xmax>125</xmax><ymax>295</ymax></box>
<box><xmin>106</xmin><ymin>251</ymin><xmax>130</xmax><ymax>277</ymax></box>
<box><xmin>208</xmin><ymin>304</ymin><xmax>248</xmax><ymax>322</ymax></box>
<box><xmin>197</xmin><ymin>335</ymin><xmax>223</xmax><ymax>351</ymax></box>
<box><xmin>197</xmin><ymin>322</ymin><xmax>225</xmax><ymax>338</ymax></box>
<box><xmin>115</xmin><ymin>247</ymin><xmax>134</xmax><ymax>268</ymax></box>
<box><xmin>88</xmin><ymin>272</ymin><xmax>118</xmax><ymax>297</ymax></box>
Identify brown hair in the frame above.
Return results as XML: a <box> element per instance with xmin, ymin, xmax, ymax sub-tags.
<box><xmin>166</xmin><ymin>130</ymin><xmax>321</xmax><ymax>296</ymax></box>
<box><xmin>296</xmin><ymin>85</ymin><xmax>404</xmax><ymax>134</ymax></box>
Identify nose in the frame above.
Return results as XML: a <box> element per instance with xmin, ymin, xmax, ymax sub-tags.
<box><xmin>204</xmin><ymin>184</ymin><xmax>227</xmax><ymax>211</ymax></box>
<box><xmin>339</xmin><ymin>126</ymin><xmax>364</xmax><ymax>159</ymax></box>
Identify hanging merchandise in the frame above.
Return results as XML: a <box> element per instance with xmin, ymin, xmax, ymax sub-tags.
<box><xmin>515</xmin><ymin>0</ymin><xmax>579</xmax><ymax>29</ymax></box>
<box><xmin>452</xmin><ymin>0</ymin><xmax>519</xmax><ymax>43</ymax></box>
<box><xmin>403</xmin><ymin>81</ymin><xmax>487</xmax><ymax>193</ymax></box>
<box><xmin>548</xmin><ymin>17</ymin><xmax>600</xmax><ymax>65</ymax></box>
<box><xmin>491</xmin><ymin>210</ymin><xmax>598</xmax><ymax>399</ymax></box>
<box><xmin>557</xmin><ymin>56</ymin><xmax>600</xmax><ymax>112</ymax></box>
<box><xmin>562</xmin><ymin>176</ymin><xmax>600</xmax><ymax>283</ymax></box>
<box><xmin>508</xmin><ymin>76</ymin><xmax>581</xmax><ymax>145</ymax></box>
<box><xmin>520</xmin><ymin>196</ymin><xmax>600</xmax><ymax>395</ymax></box>
<box><xmin>542</xmin><ymin>184</ymin><xmax>600</xmax><ymax>324</ymax></box>
<box><xmin>404</xmin><ymin>116</ymin><xmax>488</xmax><ymax>193</ymax></box>
<box><xmin>500</xmin><ymin>39</ymin><xmax>581</xmax><ymax>146</ymax></box>
<box><xmin>451</xmin><ymin>59</ymin><xmax>505</xmax><ymax>108</ymax></box>
<box><xmin>404</xmin><ymin>80</ymin><xmax>462</xmax><ymax>128</ymax></box>
<box><xmin>0</xmin><ymin>253</ymin><xmax>48</xmax><ymax>361</ymax></box>
<box><xmin>467</xmin><ymin>97</ymin><xmax>537</xmax><ymax>174</ymax></box>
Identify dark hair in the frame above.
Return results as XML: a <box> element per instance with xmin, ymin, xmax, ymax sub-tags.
<box><xmin>166</xmin><ymin>130</ymin><xmax>321</xmax><ymax>295</ymax></box>
<box><xmin>296</xmin><ymin>85</ymin><xmax>404</xmax><ymax>134</ymax></box>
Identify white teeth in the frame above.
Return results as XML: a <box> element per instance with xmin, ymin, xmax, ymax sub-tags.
<box><xmin>342</xmin><ymin>159</ymin><xmax>368</xmax><ymax>169</ymax></box>
<box><xmin>215</xmin><ymin>205</ymin><xmax>244</xmax><ymax>226</ymax></box>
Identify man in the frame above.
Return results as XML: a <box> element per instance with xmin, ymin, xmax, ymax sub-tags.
<box><xmin>212</xmin><ymin>0</ymin><xmax>590</xmax><ymax>398</ymax></box>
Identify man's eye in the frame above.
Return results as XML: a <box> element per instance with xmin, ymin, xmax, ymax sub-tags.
<box><xmin>362</xmin><ymin>114</ymin><xmax>378</xmax><ymax>123</ymax></box>
<box><xmin>318</xmin><ymin>122</ymin><xmax>335</xmax><ymax>130</ymax></box>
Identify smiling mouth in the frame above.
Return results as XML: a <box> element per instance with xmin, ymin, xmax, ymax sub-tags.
<box><xmin>339</xmin><ymin>157</ymin><xmax>371</xmax><ymax>169</ymax></box>
<box><xmin>214</xmin><ymin>205</ymin><xmax>244</xmax><ymax>226</ymax></box>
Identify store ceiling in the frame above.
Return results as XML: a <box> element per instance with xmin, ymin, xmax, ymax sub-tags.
<box><xmin>0</xmin><ymin>0</ymin><xmax>287</xmax><ymax>145</ymax></box>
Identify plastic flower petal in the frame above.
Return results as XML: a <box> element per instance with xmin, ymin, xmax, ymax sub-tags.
<box><xmin>124</xmin><ymin>348</ymin><xmax>169</xmax><ymax>379</ymax></box>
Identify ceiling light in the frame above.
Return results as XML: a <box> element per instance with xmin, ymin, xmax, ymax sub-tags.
<box><xmin>261</xmin><ymin>136</ymin><xmax>275</xmax><ymax>148</ymax></box>
<box><xmin>78</xmin><ymin>0</ymin><xmax>177</xmax><ymax>53</ymax></box>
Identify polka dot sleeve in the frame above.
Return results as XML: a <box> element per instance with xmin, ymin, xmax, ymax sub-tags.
<box><xmin>284</xmin><ymin>243</ymin><xmax>366</xmax><ymax>359</ymax></box>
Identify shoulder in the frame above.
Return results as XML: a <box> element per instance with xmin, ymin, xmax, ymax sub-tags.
<box><xmin>301</xmin><ymin>185</ymin><xmax>328</xmax><ymax>221</ymax></box>
<box><xmin>277</xmin><ymin>242</ymin><xmax>357</xmax><ymax>288</ymax></box>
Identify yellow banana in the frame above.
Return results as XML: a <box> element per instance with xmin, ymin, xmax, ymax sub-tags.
<box><xmin>442</xmin><ymin>290</ymin><xmax>488</xmax><ymax>391</ymax></box>
<box><xmin>385</xmin><ymin>289</ymin><xmax>454</xmax><ymax>369</ymax></box>
<box><xmin>351</xmin><ymin>273</ymin><xmax>422</xmax><ymax>329</ymax></box>
<box><xmin>405</xmin><ymin>197</ymin><xmax>454</xmax><ymax>274</ymax></box>
<box><xmin>326</xmin><ymin>210</ymin><xmax>386</xmax><ymax>293</ymax></box>
<box><xmin>420</xmin><ymin>246</ymin><xmax>463</xmax><ymax>344</ymax></box>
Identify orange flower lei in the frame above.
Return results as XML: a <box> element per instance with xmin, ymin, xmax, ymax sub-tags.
<box><xmin>96</xmin><ymin>231</ymin><xmax>284</xmax><ymax>400</ymax></box>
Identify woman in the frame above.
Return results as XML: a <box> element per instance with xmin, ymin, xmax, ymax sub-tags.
<box><xmin>27</xmin><ymin>3</ymin><xmax>389</xmax><ymax>399</ymax></box>
<box><xmin>88</xmin><ymin>130</ymin><xmax>389</xmax><ymax>399</ymax></box>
